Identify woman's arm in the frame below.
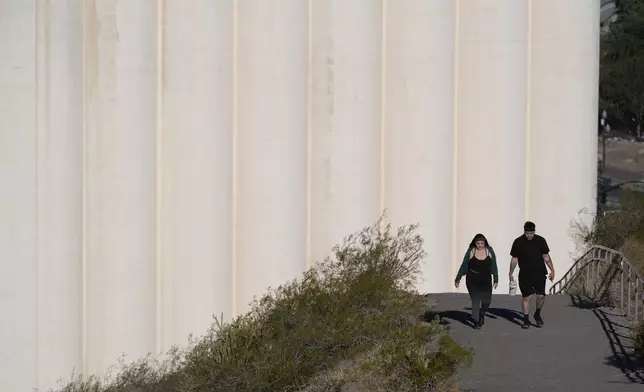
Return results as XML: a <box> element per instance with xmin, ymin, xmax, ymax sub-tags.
<box><xmin>489</xmin><ymin>247</ymin><xmax>499</xmax><ymax>283</ymax></box>
<box><xmin>455</xmin><ymin>248</ymin><xmax>472</xmax><ymax>282</ymax></box>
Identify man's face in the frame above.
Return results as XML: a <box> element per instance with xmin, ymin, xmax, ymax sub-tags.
<box><xmin>524</xmin><ymin>231</ymin><xmax>535</xmax><ymax>240</ymax></box>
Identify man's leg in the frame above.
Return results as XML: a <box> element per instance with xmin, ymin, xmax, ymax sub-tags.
<box><xmin>518</xmin><ymin>273</ymin><xmax>533</xmax><ymax>329</ymax></box>
<box><xmin>533</xmin><ymin>275</ymin><xmax>547</xmax><ymax>326</ymax></box>
<box><xmin>522</xmin><ymin>295</ymin><xmax>531</xmax><ymax>314</ymax></box>
<box><xmin>521</xmin><ymin>295</ymin><xmax>532</xmax><ymax>328</ymax></box>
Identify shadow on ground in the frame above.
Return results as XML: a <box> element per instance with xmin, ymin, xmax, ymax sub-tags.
<box><xmin>570</xmin><ymin>295</ymin><xmax>644</xmax><ymax>384</ymax></box>
<box><xmin>424</xmin><ymin>307</ymin><xmax>530</xmax><ymax>328</ymax></box>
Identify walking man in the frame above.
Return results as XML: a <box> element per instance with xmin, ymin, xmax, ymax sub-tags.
<box><xmin>508</xmin><ymin>221</ymin><xmax>556</xmax><ymax>329</ymax></box>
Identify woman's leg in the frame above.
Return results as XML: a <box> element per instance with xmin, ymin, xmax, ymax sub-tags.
<box><xmin>466</xmin><ymin>275</ymin><xmax>481</xmax><ymax>323</ymax></box>
<box><xmin>479</xmin><ymin>280</ymin><xmax>493</xmax><ymax>325</ymax></box>
<box><xmin>471</xmin><ymin>292</ymin><xmax>481</xmax><ymax>323</ymax></box>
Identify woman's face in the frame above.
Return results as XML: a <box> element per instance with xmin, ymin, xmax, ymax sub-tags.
<box><xmin>475</xmin><ymin>240</ymin><xmax>485</xmax><ymax>249</ymax></box>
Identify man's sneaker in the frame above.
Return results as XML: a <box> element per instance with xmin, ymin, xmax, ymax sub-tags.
<box><xmin>522</xmin><ymin>315</ymin><xmax>530</xmax><ymax>329</ymax></box>
<box><xmin>534</xmin><ymin>312</ymin><xmax>543</xmax><ymax>327</ymax></box>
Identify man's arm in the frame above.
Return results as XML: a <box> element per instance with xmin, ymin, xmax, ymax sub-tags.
<box><xmin>543</xmin><ymin>253</ymin><xmax>555</xmax><ymax>279</ymax></box>
<box><xmin>541</xmin><ymin>237</ymin><xmax>555</xmax><ymax>280</ymax></box>
<box><xmin>509</xmin><ymin>239</ymin><xmax>519</xmax><ymax>276</ymax></box>
<box><xmin>509</xmin><ymin>257</ymin><xmax>518</xmax><ymax>275</ymax></box>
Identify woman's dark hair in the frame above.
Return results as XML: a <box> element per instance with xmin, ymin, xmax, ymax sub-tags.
<box><xmin>469</xmin><ymin>233</ymin><xmax>490</xmax><ymax>249</ymax></box>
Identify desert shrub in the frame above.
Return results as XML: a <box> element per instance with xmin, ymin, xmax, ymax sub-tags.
<box><xmin>179</xmin><ymin>218</ymin><xmax>471</xmax><ymax>392</ymax></box>
<box><xmin>50</xmin><ymin>218</ymin><xmax>471</xmax><ymax>392</ymax></box>
<box><xmin>576</xmin><ymin>190</ymin><xmax>644</xmax><ymax>253</ymax></box>
<box><xmin>48</xmin><ymin>349</ymin><xmax>183</xmax><ymax>392</ymax></box>
<box><xmin>573</xmin><ymin>190</ymin><xmax>644</xmax><ymax>358</ymax></box>
<box><xmin>573</xmin><ymin>190</ymin><xmax>644</xmax><ymax>275</ymax></box>
<box><xmin>300</xmin><ymin>331</ymin><xmax>470</xmax><ymax>392</ymax></box>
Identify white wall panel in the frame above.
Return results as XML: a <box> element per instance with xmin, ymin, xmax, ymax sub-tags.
<box><xmin>36</xmin><ymin>1</ymin><xmax>84</xmax><ymax>388</ymax></box>
<box><xmin>0</xmin><ymin>2</ymin><xmax>38</xmax><ymax>391</ymax></box>
<box><xmin>235</xmin><ymin>0</ymin><xmax>309</xmax><ymax>313</ymax></box>
<box><xmin>456</xmin><ymin>0</ymin><xmax>529</xmax><ymax>294</ymax></box>
<box><xmin>160</xmin><ymin>0</ymin><xmax>234</xmax><ymax>350</ymax></box>
<box><xmin>528</xmin><ymin>0</ymin><xmax>600</xmax><ymax>286</ymax></box>
<box><xmin>0</xmin><ymin>1</ymin><xmax>602</xmax><ymax>389</ymax></box>
<box><xmin>310</xmin><ymin>0</ymin><xmax>383</xmax><ymax>265</ymax></box>
<box><xmin>384</xmin><ymin>0</ymin><xmax>456</xmax><ymax>294</ymax></box>
<box><xmin>84</xmin><ymin>0</ymin><xmax>158</xmax><ymax>375</ymax></box>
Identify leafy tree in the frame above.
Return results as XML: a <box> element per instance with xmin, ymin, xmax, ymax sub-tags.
<box><xmin>600</xmin><ymin>0</ymin><xmax>644</xmax><ymax>133</ymax></box>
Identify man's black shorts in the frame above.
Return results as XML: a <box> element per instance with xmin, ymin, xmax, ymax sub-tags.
<box><xmin>518</xmin><ymin>271</ymin><xmax>547</xmax><ymax>297</ymax></box>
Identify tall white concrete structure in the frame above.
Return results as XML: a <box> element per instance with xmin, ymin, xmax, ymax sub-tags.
<box><xmin>0</xmin><ymin>1</ymin><xmax>600</xmax><ymax>390</ymax></box>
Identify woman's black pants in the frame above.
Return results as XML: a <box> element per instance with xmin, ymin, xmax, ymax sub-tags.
<box><xmin>466</xmin><ymin>272</ymin><xmax>492</xmax><ymax>323</ymax></box>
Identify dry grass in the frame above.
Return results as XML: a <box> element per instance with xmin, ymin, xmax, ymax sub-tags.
<box><xmin>47</xmin><ymin>217</ymin><xmax>472</xmax><ymax>392</ymax></box>
<box><xmin>619</xmin><ymin>236</ymin><xmax>644</xmax><ymax>277</ymax></box>
<box><xmin>635</xmin><ymin>322</ymin><xmax>644</xmax><ymax>358</ymax></box>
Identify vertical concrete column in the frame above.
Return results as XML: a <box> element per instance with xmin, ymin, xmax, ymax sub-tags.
<box><xmin>84</xmin><ymin>0</ymin><xmax>158</xmax><ymax>375</ymax></box>
<box><xmin>235</xmin><ymin>0</ymin><xmax>309</xmax><ymax>314</ymax></box>
<box><xmin>310</xmin><ymin>0</ymin><xmax>383</xmax><ymax>264</ymax></box>
<box><xmin>384</xmin><ymin>0</ymin><xmax>456</xmax><ymax>293</ymax></box>
<box><xmin>36</xmin><ymin>1</ymin><xmax>84</xmax><ymax>389</ymax></box>
<box><xmin>456</xmin><ymin>0</ymin><xmax>529</xmax><ymax>294</ymax></box>
<box><xmin>528</xmin><ymin>0</ymin><xmax>600</xmax><ymax>280</ymax></box>
<box><xmin>160</xmin><ymin>0</ymin><xmax>234</xmax><ymax>348</ymax></box>
<box><xmin>0</xmin><ymin>2</ymin><xmax>38</xmax><ymax>390</ymax></box>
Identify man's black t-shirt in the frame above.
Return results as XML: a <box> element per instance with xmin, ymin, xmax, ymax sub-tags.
<box><xmin>510</xmin><ymin>234</ymin><xmax>550</xmax><ymax>274</ymax></box>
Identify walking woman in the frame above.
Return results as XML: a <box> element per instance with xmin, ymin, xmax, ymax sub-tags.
<box><xmin>454</xmin><ymin>233</ymin><xmax>499</xmax><ymax>329</ymax></box>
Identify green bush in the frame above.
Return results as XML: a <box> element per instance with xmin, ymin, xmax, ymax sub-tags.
<box><xmin>49</xmin><ymin>218</ymin><xmax>471</xmax><ymax>392</ymax></box>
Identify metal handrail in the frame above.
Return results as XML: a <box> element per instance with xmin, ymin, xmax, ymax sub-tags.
<box><xmin>549</xmin><ymin>245</ymin><xmax>644</xmax><ymax>323</ymax></box>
